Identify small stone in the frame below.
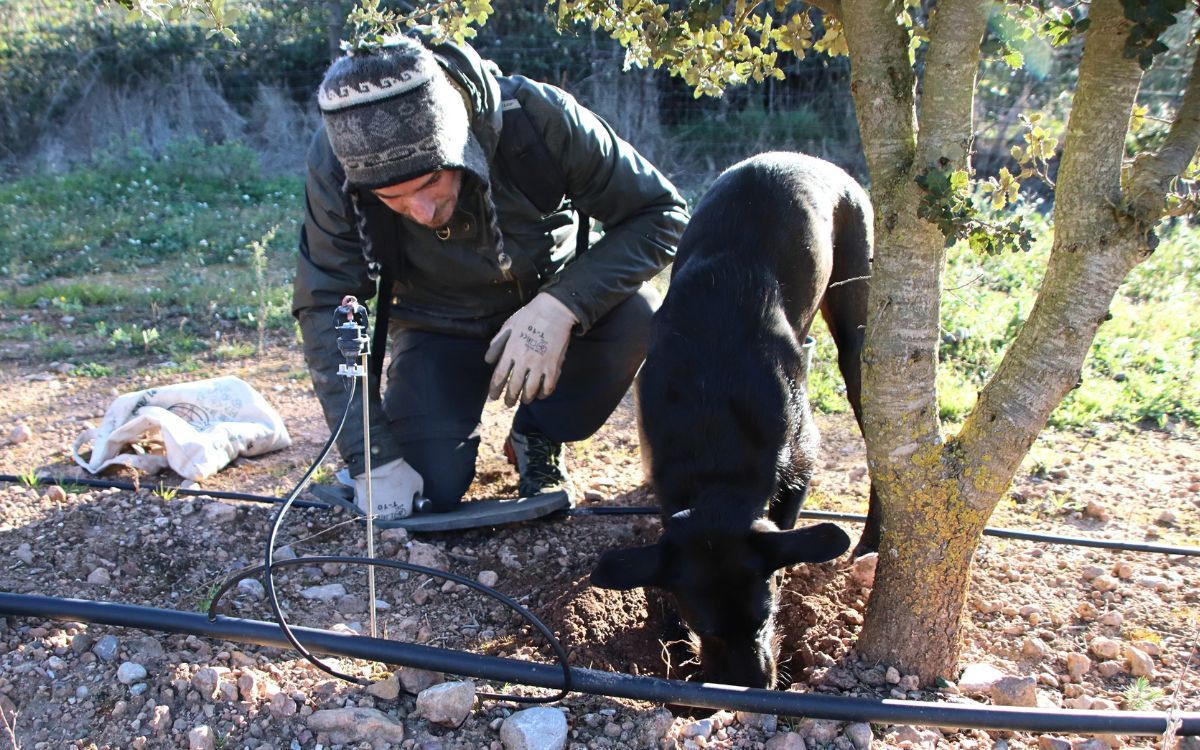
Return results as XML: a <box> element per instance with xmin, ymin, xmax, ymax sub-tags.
<box><xmin>93</xmin><ymin>634</ymin><xmax>120</xmax><ymax>661</ymax></box>
<box><xmin>500</xmin><ymin>706</ymin><xmax>569</xmax><ymax>750</ymax></box>
<box><xmin>1066</xmin><ymin>653</ymin><xmax>1092</xmax><ymax>679</ymax></box>
<box><xmin>1096</xmin><ymin>660</ymin><xmax>1125</xmax><ymax>678</ymax></box>
<box><xmin>764</xmin><ymin>732</ymin><xmax>806</xmax><ymax>750</ymax></box>
<box><xmin>191</xmin><ymin>667</ymin><xmax>229</xmax><ymax>700</ymax></box>
<box><xmin>274</xmin><ymin>545</ymin><xmax>297</xmax><ymax>561</ymax></box>
<box><xmin>1112</xmin><ymin>562</ymin><xmax>1133</xmax><ymax>579</ymax></box>
<box><xmin>478</xmin><ymin>570</ymin><xmax>500</xmax><ymax>587</ymax></box>
<box><xmin>117</xmin><ymin>662</ymin><xmax>147</xmax><ymax>684</ymax></box>
<box><xmin>1072</xmin><ymin>740</ymin><xmax>1112</xmax><ymax>750</ymax></box>
<box><xmin>1023</xmin><ymin>637</ymin><xmax>1051</xmax><ymax>659</ymax></box>
<box><xmin>1089</xmin><ymin>636</ymin><xmax>1122</xmax><ymax>660</ymax></box>
<box><xmin>366</xmin><ymin>673</ymin><xmax>401</xmax><ymax>701</ymax></box>
<box><xmin>14</xmin><ymin>544</ymin><xmax>33</xmax><ymax>565</ymax></box>
<box><xmin>407</xmin><ymin>541</ymin><xmax>450</xmax><ymax>570</ymax></box>
<box><xmin>300</xmin><ymin>583</ymin><xmax>347</xmax><ymax>602</ymax></box>
<box><xmin>307</xmin><ymin>707</ymin><xmax>405</xmax><ymax>745</ymax></box>
<box><xmin>149</xmin><ymin>705</ymin><xmax>171</xmax><ymax>734</ymax></box>
<box><xmin>886</xmin><ymin>725</ymin><xmax>923</xmax><ymax>744</ymax></box>
<box><xmin>844</xmin><ymin>722</ymin><xmax>873</xmax><ymax>750</ymax></box>
<box><xmin>1038</xmin><ymin>736</ymin><xmax>1072</xmax><ymax>750</ymax></box>
<box><xmin>398</xmin><ymin>666</ymin><xmax>443</xmax><ymax>694</ymax></box>
<box><xmin>1155</xmin><ymin>510</ymin><xmax>1177</xmax><ymax>526</ymax></box>
<box><xmin>958</xmin><ymin>663</ymin><xmax>1006</xmax><ymax>695</ymax></box>
<box><xmin>380</xmin><ymin>527</ymin><xmax>409</xmax><ymax>544</ymax></box>
<box><xmin>1083</xmin><ymin>501</ymin><xmax>1109</xmax><ymax>521</ymax></box>
<box><xmin>640</xmin><ymin>708</ymin><xmax>675</xmax><ymax>746</ymax></box>
<box><xmin>991</xmin><ymin>676</ymin><xmax>1038</xmax><ymax>707</ymax></box>
<box><xmin>681</xmin><ymin>719</ymin><xmax>714</xmax><ymax>739</ymax></box>
<box><xmin>8</xmin><ymin>424</ymin><xmax>32</xmax><ymax>444</ymax></box>
<box><xmin>237</xmin><ymin>579</ymin><xmax>266</xmax><ymax>600</ymax></box>
<box><xmin>1098</xmin><ymin>611</ymin><xmax>1123</xmax><ymax>627</ymax></box>
<box><xmin>415</xmin><ymin>680</ymin><xmax>475</xmax><ymax>727</ymax></box>
<box><xmin>1091</xmin><ymin>575</ymin><xmax>1119</xmax><ymax>592</ymax></box>
<box><xmin>885</xmin><ymin>666</ymin><xmax>901</xmax><ymax>684</ymax></box>
<box><xmin>269</xmin><ymin>691</ymin><xmax>297</xmax><ymax>718</ymax></box>
<box><xmin>188</xmin><ymin>726</ymin><xmax>216</xmax><ymax>750</ymax></box>
<box><xmin>801</xmin><ymin>718</ymin><xmax>840</xmax><ymax>744</ymax></box>
<box><xmin>45</xmin><ymin>485</ymin><xmax>67</xmax><ymax>503</ymax></box>
<box><xmin>202</xmin><ymin>502</ymin><xmax>239</xmax><ymax>524</ymax></box>
<box><xmin>849</xmin><ymin>553</ymin><xmax>878</xmax><ymax>587</ymax></box>
<box><xmin>736</xmin><ymin>712</ymin><xmax>777</xmax><ymax>732</ymax></box>
<box><xmin>87</xmin><ymin>568</ymin><xmax>112</xmax><ymax>585</ymax></box>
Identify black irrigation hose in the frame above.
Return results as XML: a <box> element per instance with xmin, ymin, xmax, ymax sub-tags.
<box><xmin>0</xmin><ymin>474</ymin><xmax>327</xmax><ymax>509</ymax></box>
<box><xmin>6</xmin><ymin>477</ymin><xmax>1196</xmax><ymax>557</ymax></box>
<box><xmin>1</xmin><ymin>592</ymin><xmax>1196</xmax><ymax>736</ymax></box>
<box><xmin>206</xmin><ymin>555</ymin><xmax>572</xmax><ymax>703</ymax></box>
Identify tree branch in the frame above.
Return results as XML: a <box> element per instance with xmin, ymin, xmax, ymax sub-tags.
<box><xmin>1126</xmin><ymin>48</ymin><xmax>1200</xmax><ymax>222</ymax></box>
<box><xmin>956</xmin><ymin>0</ymin><xmax>1148</xmax><ymax>499</ymax></box>
<box><xmin>803</xmin><ymin>0</ymin><xmax>842</xmax><ymax>20</ymax></box>
<box><xmin>916</xmin><ymin>0</ymin><xmax>988</xmax><ymax>171</ymax></box>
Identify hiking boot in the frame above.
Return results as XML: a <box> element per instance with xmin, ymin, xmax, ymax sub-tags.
<box><xmin>504</xmin><ymin>429</ymin><xmax>570</xmax><ymax>499</ymax></box>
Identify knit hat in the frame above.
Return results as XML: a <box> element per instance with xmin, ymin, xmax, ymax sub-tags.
<box><xmin>317</xmin><ymin>36</ymin><xmax>490</xmax><ymax>190</ymax></box>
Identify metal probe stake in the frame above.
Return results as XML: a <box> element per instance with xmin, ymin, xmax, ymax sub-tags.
<box><xmin>335</xmin><ymin>296</ymin><xmax>377</xmax><ymax>639</ymax></box>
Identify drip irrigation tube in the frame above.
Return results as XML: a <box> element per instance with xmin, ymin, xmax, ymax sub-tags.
<box><xmin>0</xmin><ymin>474</ymin><xmax>325</xmax><ymax>510</ymax></box>
<box><xmin>3</xmin><ymin>475</ymin><xmax>1197</xmax><ymax>557</ymax></box>
<box><xmin>0</xmin><ymin>592</ymin><xmax>1196</xmax><ymax>736</ymax></box>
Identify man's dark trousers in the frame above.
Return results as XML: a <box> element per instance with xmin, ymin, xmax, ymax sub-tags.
<box><xmin>381</xmin><ymin>285</ymin><xmax>659</xmax><ymax>511</ymax></box>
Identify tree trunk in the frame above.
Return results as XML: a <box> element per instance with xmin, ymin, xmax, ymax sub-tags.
<box><xmin>847</xmin><ymin>0</ymin><xmax>1199</xmax><ymax>683</ymax></box>
<box><xmin>326</xmin><ymin>0</ymin><xmax>346</xmax><ymax>61</ymax></box>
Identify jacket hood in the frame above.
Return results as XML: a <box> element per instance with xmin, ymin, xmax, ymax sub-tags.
<box><xmin>430</xmin><ymin>41</ymin><xmax>503</xmax><ymax>162</ymax></box>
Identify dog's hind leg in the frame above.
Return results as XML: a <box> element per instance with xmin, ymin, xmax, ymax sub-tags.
<box><xmin>821</xmin><ymin>192</ymin><xmax>880</xmax><ymax>555</ymax></box>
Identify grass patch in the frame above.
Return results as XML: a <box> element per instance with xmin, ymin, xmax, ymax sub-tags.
<box><xmin>939</xmin><ymin>214</ymin><xmax>1200</xmax><ymax>429</ymax></box>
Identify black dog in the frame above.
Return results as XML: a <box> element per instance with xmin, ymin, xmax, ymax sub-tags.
<box><xmin>590</xmin><ymin>152</ymin><xmax>875</xmax><ymax>688</ymax></box>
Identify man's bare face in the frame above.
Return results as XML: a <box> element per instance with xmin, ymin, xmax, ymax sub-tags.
<box><xmin>372</xmin><ymin>169</ymin><xmax>464</xmax><ymax>229</ymax></box>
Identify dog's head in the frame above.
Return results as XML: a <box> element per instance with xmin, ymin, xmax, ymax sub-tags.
<box><xmin>591</xmin><ymin>513</ymin><xmax>849</xmax><ymax>688</ymax></box>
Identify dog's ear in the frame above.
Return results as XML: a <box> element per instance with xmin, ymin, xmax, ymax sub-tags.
<box><xmin>758</xmin><ymin>522</ymin><xmax>851</xmax><ymax>573</ymax></box>
<box><xmin>590</xmin><ymin>544</ymin><xmax>664</xmax><ymax>591</ymax></box>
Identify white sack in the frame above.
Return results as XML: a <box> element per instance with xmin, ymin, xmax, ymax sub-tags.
<box><xmin>73</xmin><ymin>375</ymin><xmax>292</xmax><ymax>480</ymax></box>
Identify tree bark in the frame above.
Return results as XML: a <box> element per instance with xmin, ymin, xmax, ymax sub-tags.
<box><xmin>843</xmin><ymin>0</ymin><xmax>989</xmax><ymax>680</ymax></box>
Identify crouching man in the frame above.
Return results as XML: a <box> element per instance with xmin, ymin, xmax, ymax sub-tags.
<box><xmin>292</xmin><ymin>34</ymin><xmax>688</xmax><ymax>519</ymax></box>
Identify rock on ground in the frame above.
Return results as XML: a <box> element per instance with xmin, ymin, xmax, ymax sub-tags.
<box><xmin>307</xmin><ymin>707</ymin><xmax>406</xmax><ymax>745</ymax></box>
<box><xmin>415</xmin><ymin>680</ymin><xmax>476</xmax><ymax>727</ymax></box>
<box><xmin>500</xmin><ymin>706</ymin><xmax>569</xmax><ymax>750</ymax></box>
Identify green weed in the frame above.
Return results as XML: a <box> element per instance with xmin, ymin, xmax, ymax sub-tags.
<box><xmin>17</xmin><ymin>470</ymin><xmax>40</xmax><ymax>488</ymax></box>
<box><xmin>69</xmin><ymin>362</ymin><xmax>114</xmax><ymax>378</ymax></box>
<box><xmin>152</xmin><ymin>484</ymin><xmax>179</xmax><ymax>502</ymax></box>
<box><xmin>1122</xmin><ymin>676</ymin><xmax>1165</xmax><ymax>710</ymax></box>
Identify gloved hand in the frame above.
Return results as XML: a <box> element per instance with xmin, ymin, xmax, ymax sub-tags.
<box><xmin>485</xmin><ymin>292</ymin><xmax>578</xmax><ymax>407</ymax></box>
<box><xmin>353</xmin><ymin>457</ymin><xmax>424</xmax><ymax>520</ymax></box>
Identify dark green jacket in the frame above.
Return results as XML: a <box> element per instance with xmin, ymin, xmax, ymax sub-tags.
<box><xmin>292</xmin><ymin>43</ymin><xmax>688</xmax><ymax>474</ymax></box>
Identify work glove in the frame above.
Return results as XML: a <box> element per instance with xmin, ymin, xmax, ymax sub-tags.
<box><xmin>353</xmin><ymin>457</ymin><xmax>424</xmax><ymax>520</ymax></box>
<box><xmin>485</xmin><ymin>292</ymin><xmax>578</xmax><ymax>407</ymax></box>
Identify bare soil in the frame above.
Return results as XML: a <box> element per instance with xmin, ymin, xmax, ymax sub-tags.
<box><xmin>0</xmin><ymin>334</ymin><xmax>1197</xmax><ymax>750</ymax></box>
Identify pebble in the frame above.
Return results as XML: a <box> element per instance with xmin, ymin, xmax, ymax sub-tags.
<box><xmin>1037</xmin><ymin>735</ymin><xmax>1072</xmax><ymax>750</ymax></box>
<box><xmin>188</xmin><ymin>726</ymin><xmax>216</xmax><ymax>750</ymax></box>
<box><xmin>45</xmin><ymin>485</ymin><xmax>67</xmax><ymax>503</ymax></box>
<box><xmin>849</xmin><ymin>553</ymin><xmax>878</xmax><ymax>587</ymax></box>
<box><xmin>93</xmin><ymin>634</ymin><xmax>120</xmax><ymax>661</ymax></box>
<box><xmin>415</xmin><ymin>680</ymin><xmax>475</xmax><ymax>727</ymax></box>
<box><xmin>992</xmin><ymin>676</ymin><xmax>1038</xmax><ymax>707</ymax></box>
<box><xmin>801</xmin><ymin>718</ymin><xmax>840</xmax><ymax>744</ymax></box>
<box><xmin>958</xmin><ymin>663</ymin><xmax>1005</xmax><ymax>694</ymax></box>
<box><xmin>237</xmin><ymin>579</ymin><xmax>266</xmax><ymax>600</ymax></box>
<box><xmin>1098</xmin><ymin>611</ymin><xmax>1123</xmax><ymax>627</ymax></box>
<box><xmin>764</xmin><ymin>732</ymin><xmax>807</xmax><ymax>750</ymax></box>
<box><xmin>1023</xmin><ymin>637</ymin><xmax>1050</xmax><ymax>659</ymax></box>
<box><xmin>116</xmin><ymin>661</ymin><xmax>147</xmax><ymax>684</ymax></box>
<box><xmin>500</xmin><ymin>706</ymin><xmax>569</xmax><ymax>750</ymax></box>
<box><xmin>201</xmin><ymin>502</ymin><xmax>239</xmax><ymax>524</ymax></box>
<box><xmin>307</xmin><ymin>707</ymin><xmax>406</xmax><ymax>745</ymax></box>
<box><xmin>398</xmin><ymin>666</ymin><xmax>443</xmax><ymax>694</ymax></box>
<box><xmin>366</xmin><ymin>673</ymin><xmax>401</xmax><ymax>701</ymax></box>
<box><xmin>736</xmin><ymin>712</ymin><xmax>777</xmax><ymax>732</ymax></box>
<box><xmin>1091</xmin><ymin>575</ymin><xmax>1119</xmax><ymax>592</ymax></box>
<box><xmin>86</xmin><ymin>568</ymin><xmax>112</xmax><ymax>585</ymax></box>
<box><xmin>407</xmin><ymin>540</ymin><xmax>451</xmax><ymax>570</ymax></box>
<box><xmin>269</xmin><ymin>691</ymin><xmax>298</xmax><ymax>718</ymax></box>
<box><xmin>1088</xmin><ymin>636</ymin><xmax>1122</xmax><ymax>660</ymax></box>
<box><xmin>478</xmin><ymin>570</ymin><xmax>500</xmax><ymax>587</ymax></box>
<box><xmin>14</xmin><ymin>544</ymin><xmax>33</xmax><ymax>565</ymax></box>
<box><xmin>1083</xmin><ymin>500</ymin><xmax>1109</xmax><ymax>521</ymax></box>
<box><xmin>274</xmin><ymin>545</ymin><xmax>297</xmax><ymax>561</ymax></box>
<box><xmin>844</xmin><ymin>722</ymin><xmax>873</xmax><ymax>750</ymax></box>
<box><xmin>8</xmin><ymin>424</ymin><xmax>32</xmax><ymax>444</ymax></box>
<box><xmin>681</xmin><ymin>718</ymin><xmax>714</xmax><ymax>739</ymax></box>
<box><xmin>1066</xmin><ymin>653</ymin><xmax>1092</xmax><ymax>678</ymax></box>
<box><xmin>300</xmin><ymin>583</ymin><xmax>347</xmax><ymax>602</ymax></box>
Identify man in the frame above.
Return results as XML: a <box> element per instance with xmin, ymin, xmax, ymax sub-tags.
<box><xmin>292</xmin><ymin>35</ymin><xmax>688</xmax><ymax>520</ymax></box>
